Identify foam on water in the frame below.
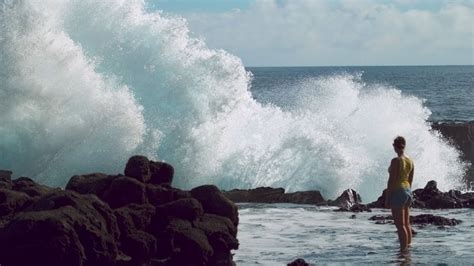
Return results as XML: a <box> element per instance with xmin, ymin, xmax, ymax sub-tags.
<box><xmin>0</xmin><ymin>0</ymin><xmax>468</xmax><ymax>201</ymax></box>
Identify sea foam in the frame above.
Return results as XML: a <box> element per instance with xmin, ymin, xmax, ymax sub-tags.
<box><xmin>0</xmin><ymin>0</ymin><xmax>467</xmax><ymax>201</ymax></box>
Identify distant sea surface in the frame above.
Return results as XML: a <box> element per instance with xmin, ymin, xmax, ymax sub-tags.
<box><xmin>248</xmin><ymin>65</ymin><xmax>474</xmax><ymax>122</ymax></box>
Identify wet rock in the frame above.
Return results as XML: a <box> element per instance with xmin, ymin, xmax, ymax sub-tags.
<box><xmin>369</xmin><ymin>214</ymin><xmax>462</xmax><ymax>227</ymax></box>
<box><xmin>0</xmin><ymin>189</ymin><xmax>33</xmax><ymax>225</ymax></box>
<box><xmin>432</xmin><ymin>122</ymin><xmax>474</xmax><ymax>184</ymax></box>
<box><xmin>124</xmin><ymin>155</ymin><xmax>151</xmax><ymax>183</ymax></box>
<box><xmin>101</xmin><ymin>176</ymin><xmax>148</xmax><ymax>209</ymax></box>
<box><xmin>328</xmin><ymin>189</ymin><xmax>362</xmax><ymax>209</ymax></box>
<box><xmin>223</xmin><ymin>187</ymin><xmax>326</xmax><ymax>205</ymax></box>
<box><xmin>192</xmin><ymin>185</ymin><xmax>239</xmax><ymax>227</ymax></box>
<box><xmin>288</xmin><ymin>258</ymin><xmax>310</xmax><ymax>266</ymax></box>
<box><xmin>155</xmin><ymin>198</ymin><xmax>204</xmax><ymax>221</ymax></box>
<box><xmin>12</xmin><ymin>177</ymin><xmax>53</xmax><ymax>197</ymax></box>
<box><xmin>335</xmin><ymin>203</ymin><xmax>372</xmax><ymax>212</ymax></box>
<box><xmin>66</xmin><ymin>173</ymin><xmax>112</xmax><ymax>195</ymax></box>
<box><xmin>0</xmin><ymin>170</ymin><xmax>12</xmax><ymax>189</ymax></box>
<box><xmin>0</xmin><ymin>156</ymin><xmax>240</xmax><ymax>265</ymax></box>
<box><xmin>410</xmin><ymin>214</ymin><xmax>462</xmax><ymax>226</ymax></box>
<box><xmin>370</xmin><ymin>180</ymin><xmax>474</xmax><ymax>209</ymax></box>
<box><xmin>149</xmin><ymin>160</ymin><xmax>174</xmax><ymax>186</ymax></box>
<box><xmin>146</xmin><ymin>184</ymin><xmax>191</xmax><ymax>206</ymax></box>
<box><xmin>67</xmin><ymin>174</ymin><xmax>147</xmax><ymax>209</ymax></box>
<box><xmin>0</xmin><ymin>190</ymin><xmax>120</xmax><ymax>266</ymax></box>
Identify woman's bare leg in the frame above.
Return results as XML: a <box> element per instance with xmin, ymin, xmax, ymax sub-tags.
<box><xmin>391</xmin><ymin>207</ymin><xmax>408</xmax><ymax>251</ymax></box>
<box><xmin>404</xmin><ymin>206</ymin><xmax>412</xmax><ymax>246</ymax></box>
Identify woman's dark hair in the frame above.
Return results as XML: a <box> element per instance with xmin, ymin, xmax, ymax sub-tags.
<box><xmin>393</xmin><ymin>136</ymin><xmax>406</xmax><ymax>149</ymax></box>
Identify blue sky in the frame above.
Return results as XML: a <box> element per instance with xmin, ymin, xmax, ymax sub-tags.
<box><xmin>147</xmin><ymin>0</ymin><xmax>474</xmax><ymax>66</ymax></box>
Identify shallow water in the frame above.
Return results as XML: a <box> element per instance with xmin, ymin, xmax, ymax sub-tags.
<box><xmin>234</xmin><ymin>203</ymin><xmax>474</xmax><ymax>265</ymax></box>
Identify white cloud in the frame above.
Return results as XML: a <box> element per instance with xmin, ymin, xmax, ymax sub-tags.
<box><xmin>167</xmin><ymin>0</ymin><xmax>474</xmax><ymax>66</ymax></box>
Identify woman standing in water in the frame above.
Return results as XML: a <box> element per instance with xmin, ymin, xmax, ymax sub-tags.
<box><xmin>385</xmin><ymin>136</ymin><xmax>414</xmax><ymax>252</ymax></box>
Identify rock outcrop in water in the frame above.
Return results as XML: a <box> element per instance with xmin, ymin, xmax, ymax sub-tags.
<box><xmin>0</xmin><ymin>156</ymin><xmax>239</xmax><ymax>266</ymax></box>
<box><xmin>223</xmin><ymin>187</ymin><xmax>326</xmax><ymax>205</ymax></box>
<box><xmin>432</xmin><ymin>121</ymin><xmax>474</xmax><ymax>183</ymax></box>
<box><xmin>368</xmin><ymin>180</ymin><xmax>474</xmax><ymax>209</ymax></box>
<box><xmin>369</xmin><ymin>214</ymin><xmax>462</xmax><ymax>227</ymax></box>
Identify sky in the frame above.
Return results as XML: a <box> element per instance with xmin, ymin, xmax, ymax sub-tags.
<box><xmin>148</xmin><ymin>0</ymin><xmax>474</xmax><ymax>66</ymax></box>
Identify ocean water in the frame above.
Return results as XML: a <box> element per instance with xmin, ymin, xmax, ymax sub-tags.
<box><xmin>0</xmin><ymin>0</ymin><xmax>470</xmax><ymax>202</ymax></box>
<box><xmin>235</xmin><ymin>203</ymin><xmax>474</xmax><ymax>265</ymax></box>
<box><xmin>248</xmin><ymin>65</ymin><xmax>474</xmax><ymax>122</ymax></box>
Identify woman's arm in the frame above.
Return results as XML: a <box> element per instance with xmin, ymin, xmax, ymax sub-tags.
<box><xmin>385</xmin><ymin>158</ymin><xmax>400</xmax><ymax>208</ymax></box>
<box><xmin>408</xmin><ymin>164</ymin><xmax>414</xmax><ymax>187</ymax></box>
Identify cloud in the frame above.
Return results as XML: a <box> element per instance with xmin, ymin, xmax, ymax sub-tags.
<box><xmin>163</xmin><ymin>0</ymin><xmax>474</xmax><ymax>66</ymax></box>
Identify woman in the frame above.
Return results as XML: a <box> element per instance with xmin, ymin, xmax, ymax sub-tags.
<box><xmin>385</xmin><ymin>136</ymin><xmax>414</xmax><ymax>252</ymax></box>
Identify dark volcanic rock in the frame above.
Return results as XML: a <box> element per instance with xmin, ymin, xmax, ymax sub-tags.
<box><xmin>124</xmin><ymin>155</ymin><xmax>151</xmax><ymax>183</ymax></box>
<box><xmin>223</xmin><ymin>187</ymin><xmax>326</xmax><ymax>205</ymax></box>
<box><xmin>0</xmin><ymin>189</ymin><xmax>33</xmax><ymax>225</ymax></box>
<box><xmin>192</xmin><ymin>185</ymin><xmax>239</xmax><ymax>227</ymax></box>
<box><xmin>12</xmin><ymin>176</ymin><xmax>53</xmax><ymax>197</ymax></box>
<box><xmin>369</xmin><ymin>214</ymin><xmax>462</xmax><ymax>227</ymax></box>
<box><xmin>0</xmin><ymin>156</ymin><xmax>239</xmax><ymax>266</ymax></box>
<box><xmin>101</xmin><ymin>176</ymin><xmax>148</xmax><ymax>208</ymax></box>
<box><xmin>224</xmin><ymin>187</ymin><xmax>286</xmax><ymax>203</ymax></box>
<box><xmin>149</xmin><ymin>160</ymin><xmax>174</xmax><ymax>186</ymax></box>
<box><xmin>410</xmin><ymin>214</ymin><xmax>462</xmax><ymax>226</ymax></box>
<box><xmin>328</xmin><ymin>189</ymin><xmax>362</xmax><ymax>209</ymax></box>
<box><xmin>369</xmin><ymin>180</ymin><xmax>474</xmax><ymax>209</ymax></box>
<box><xmin>0</xmin><ymin>190</ymin><xmax>120</xmax><ymax>266</ymax></box>
<box><xmin>124</xmin><ymin>156</ymin><xmax>174</xmax><ymax>185</ymax></box>
<box><xmin>432</xmin><ymin>122</ymin><xmax>474</xmax><ymax>183</ymax></box>
<box><xmin>0</xmin><ymin>170</ymin><xmax>12</xmax><ymax>189</ymax></box>
<box><xmin>288</xmin><ymin>258</ymin><xmax>310</xmax><ymax>266</ymax></box>
<box><xmin>67</xmin><ymin>174</ymin><xmax>147</xmax><ymax>208</ymax></box>
<box><xmin>335</xmin><ymin>203</ymin><xmax>372</xmax><ymax>212</ymax></box>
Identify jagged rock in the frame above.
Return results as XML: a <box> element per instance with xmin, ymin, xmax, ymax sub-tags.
<box><xmin>121</xmin><ymin>230</ymin><xmax>157</xmax><ymax>265</ymax></box>
<box><xmin>0</xmin><ymin>189</ymin><xmax>33</xmax><ymax>226</ymax></box>
<box><xmin>149</xmin><ymin>160</ymin><xmax>174</xmax><ymax>186</ymax></box>
<box><xmin>288</xmin><ymin>258</ymin><xmax>310</xmax><ymax>266</ymax></box>
<box><xmin>66</xmin><ymin>173</ymin><xmax>112</xmax><ymax>195</ymax></box>
<box><xmin>67</xmin><ymin>174</ymin><xmax>147</xmax><ymax>209</ymax></box>
<box><xmin>155</xmin><ymin>198</ymin><xmax>204</xmax><ymax>221</ymax></box>
<box><xmin>146</xmin><ymin>184</ymin><xmax>191</xmax><ymax>206</ymax></box>
<box><xmin>192</xmin><ymin>185</ymin><xmax>239</xmax><ymax>227</ymax></box>
<box><xmin>369</xmin><ymin>180</ymin><xmax>474</xmax><ymax>209</ymax></box>
<box><xmin>101</xmin><ymin>176</ymin><xmax>148</xmax><ymax>209</ymax></box>
<box><xmin>0</xmin><ymin>190</ymin><xmax>120</xmax><ymax>266</ymax></box>
<box><xmin>0</xmin><ymin>156</ymin><xmax>240</xmax><ymax>266</ymax></box>
<box><xmin>0</xmin><ymin>170</ymin><xmax>12</xmax><ymax>189</ymax></box>
<box><xmin>328</xmin><ymin>189</ymin><xmax>362</xmax><ymax>209</ymax></box>
<box><xmin>123</xmin><ymin>156</ymin><xmax>174</xmax><ymax>186</ymax></box>
<box><xmin>12</xmin><ymin>177</ymin><xmax>53</xmax><ymax>197</ymax></box>
<box><xmin>124</xmin><ymin>155</ymin><xmax>151</xmax><ymax>183</ymax></box>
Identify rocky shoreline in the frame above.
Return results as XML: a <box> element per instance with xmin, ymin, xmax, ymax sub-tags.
<box><xmin>1</xmin><ymin>150</ymin><xmax>473</xmax><ymax>265</ymax></box>
<box><xmin>0</xmin><ymin>156</ymin><xmax>238</xmax><ymax>266</ymax></box>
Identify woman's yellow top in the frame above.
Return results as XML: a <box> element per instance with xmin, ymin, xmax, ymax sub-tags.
<box><xmin>395</xmin><ymin>156</ymin><xmax>413</xmax><ymax>189</ymax></box>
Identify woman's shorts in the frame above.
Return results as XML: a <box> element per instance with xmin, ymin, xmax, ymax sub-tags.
<box><xmin>389</xmin><ymin>188</ymin><xmax>413</xmax><ymax>208</ymax></box>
